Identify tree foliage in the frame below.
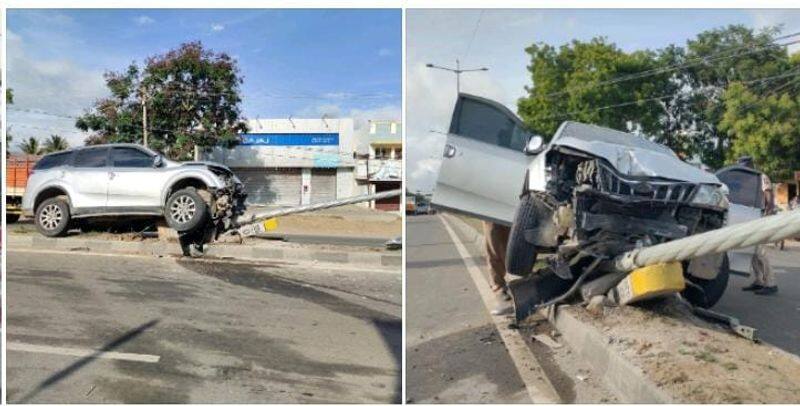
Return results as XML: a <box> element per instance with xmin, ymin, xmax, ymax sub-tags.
<box><xmin>517</xmin><ymin>25</ymin><xmax>798</xmax><ymax>171</ymax></box>
<box><xmin>43</xmin><ymin>134</ymin><xmax>70</xmax><ymax>153</ymax></box>
<box><xmin>76</xmin><ymin>42</ymin><xmax>248</xmax><ymax>160</ymax></box>
<box><xmin>19</xmin><ymin>137</ymin><xmax>41</xmax><ymax>155</ymax></box>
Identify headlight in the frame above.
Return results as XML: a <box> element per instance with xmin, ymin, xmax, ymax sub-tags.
<box><xmin>691</xmin><ymin>184</ymin><xmax>729</xmax><ymax>209</ymax></box>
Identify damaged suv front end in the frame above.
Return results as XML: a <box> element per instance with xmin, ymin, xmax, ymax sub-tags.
<box><xmin>509</xmin><ymin>121</ymin><xmax>730</xmax><ymax>309</ymax></box>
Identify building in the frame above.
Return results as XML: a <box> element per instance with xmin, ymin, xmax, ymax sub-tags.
<box><xmin>355</xmin><ymin>120</ymin><xmax>402</xmax><ymax>211</ymax></box>
<box><xmin>203</xmin><ymin>118</ymin><xmax>357</xmax><ymax>207</ymax></box>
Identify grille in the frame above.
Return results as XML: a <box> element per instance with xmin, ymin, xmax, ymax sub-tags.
<box><xmin>595</xmin><ymin>162</ymin><xmax>696</xmax><ymax>203</ymax></box>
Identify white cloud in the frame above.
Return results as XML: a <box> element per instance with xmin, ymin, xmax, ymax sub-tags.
<box><xmin>378</xmin><ymin>48</ymin><xmax>393</xmax><ymax>57</ymax></box>
<box><xmin>6</xmin><ymin>29</ymin><xmax>109</xmax><ymax>150</ymax></box>
<box><xmin>211</xmin><ymin>23</ymin><xmax>225</xmax><ymax>32</ymax></box>
<box><xmin>134</xmin><ymin>15</ymin><xmax>155</xmax><ymax>25</ymax></box>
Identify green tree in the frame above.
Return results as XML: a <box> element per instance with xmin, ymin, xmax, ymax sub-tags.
<box><xmin>720</xmin><ymin>82</ymin><xmax>800</xmax><ymax>181</ymax></box>
<box><xmin>19</xmin><ymin>137</ymin><xmax>41</xmax><ymax>155</ymax></box>
<box><xmin>516</xmin><ymin>38</ymin><xmax>678</xmax><ymax>150</ymax></box>
<box><xmin>685</xmin><ymin>24</ymin><xmax>793</xmax><ymax>169</ymax></box>
<box><xmin>43</xmin><ymin>134</ymin><xmax>70</xmax><ymax>153</ymax></box>
<box><xmin>5</xmin><ymin>87</ymin><xmax>13</xmax><ymax>152</ymax></box>
<box><xmin>76</xmin><ymin>41</ymin><xmax>248</xmax><ymax>160</ymax></box>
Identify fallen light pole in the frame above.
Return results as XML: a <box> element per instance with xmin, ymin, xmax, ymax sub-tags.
<box><xmin>512</xmin><ymin>208</ymin><xmax>800</xmax><ymax>338</ymax></box>
<box><xmin>614</xmin><ymin>208</ymin><xmax>800</xmax><ymax>272</ymax></box>
<box><xmin>229</xmin><ymin>189</ymin><xmax>402</xmax><ymax>237</ymax></box>
<box><xmin>179</xmin><ymin>189</ymin><xmax>402</xmax><ymax>256</ymax></box>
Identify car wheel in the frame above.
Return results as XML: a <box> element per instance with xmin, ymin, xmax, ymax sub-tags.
<box><xmin>682</xmin><ymin>255</ymin><xmax>730</xmax><ymax>308</ymax></box>
<box><xmin>6</xmin><ymin>213</ymin><xmax>21</xmax><ymax>224</ymax></box>
<box><xmin>35</xmin><ymin>197</ymin><xmax>71</xmax><ymax>237</ymax></box>
<box><xmin>506</xmin><ymin>193</ymin><xmax>541</xmax><ymax>277</ymax></box>
<box><xmin>165</xmin><ymin>187</ymin><xmax>210</xmax><ymax>233</ymax></box>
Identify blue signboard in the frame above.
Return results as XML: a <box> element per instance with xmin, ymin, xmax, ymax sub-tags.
<box><xmin>242</xmin><ymin>133</ymin><xmax>339</xmax><ymax>146</ymax></box>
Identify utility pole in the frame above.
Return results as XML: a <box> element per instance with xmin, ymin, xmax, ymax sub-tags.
<box><xmin>425</xmin><ymin>59</ymin><xmax>488</xmax><ymax>94</ymax></box>
<box><xmin>140</xmin><ymin>89</ymin><xmax>149</xmax><ymax>148</ymax></box>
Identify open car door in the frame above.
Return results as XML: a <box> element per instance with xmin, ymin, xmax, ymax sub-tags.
<box><xmin>432</xmin><ymin>94</ymin><xmax>532</xmax><ymax>225</ymax></box>
<box><xmin>716</xmin><ymin>165</ymin><xmax>765</xmax><ymax>275</ymax></box>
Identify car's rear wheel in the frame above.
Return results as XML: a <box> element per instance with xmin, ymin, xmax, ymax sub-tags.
<box><xmin>506</xmin><ymin>193</ymin><xmax>541</xmax><ymax>277</ymax></box>
<box><xmin>682</xmin><ymin>255</ymin><xmax>730</xmax><ymax>308</ymax></box>
<box><xmin>35</xmin><ymin>197</ymin><xmax>71</xmax><ymax>237</ymax></box>
<box><xmin>165</xmin><ymin>187</ymin><xmax>209</xmax><ymax>233</ymax></box>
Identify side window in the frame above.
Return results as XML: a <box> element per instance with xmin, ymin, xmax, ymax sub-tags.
<box><xmin>112</xmin><ymin>147</ymin><xmax>153</xmax><ymax>168</ymax></box>
<box><xmin>34</xmin><ymin>152</ymin><xmax>72</xmax><ymax>170</ymax></box>
<box><xmin>452</xmin><ymin>99</ymin><xmax>529</xmax><ymax>150</ymax></box>
<box><xmin>717</xmin><ymin>169</ymin><xmax>764</xmax><ymax>209</ymax></box>
<box><xmin>73</xmin><ymin>148</ymin><xmax>109</xmax><ymax>168</ymax></box>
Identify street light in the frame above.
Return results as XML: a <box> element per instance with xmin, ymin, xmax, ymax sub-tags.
<box><xmin>425</xmin><ymin>59</ymin><xmax>488</xmax><ymax>94</ymax></box>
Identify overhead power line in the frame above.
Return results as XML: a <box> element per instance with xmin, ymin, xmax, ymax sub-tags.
<box><xmin>531</xmin><ymin>31</ymin><xmax>800</xmax><ymax>101</ymax></box>
<box><xmin>536</xmin><ymin>69</ymin><xmax>800</xmax><ymax>122</ymax></box>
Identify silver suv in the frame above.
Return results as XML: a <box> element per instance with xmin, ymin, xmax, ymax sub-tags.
<box><xmin>22</xmin><ymin>144</ymin><xmax>246</xmax><ymax>238</ymax></box>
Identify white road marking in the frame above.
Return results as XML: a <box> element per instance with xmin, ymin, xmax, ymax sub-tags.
<box><xmin>7</xmin><ymin>247</ymin><xmax>398</xmax><ymax>275</ymax></box>
<box><xmin>439</xmin><ymin>214</ymin><xmax>561</xmax><ymax>403</ymax></box>
<box><xmin>7</xmin><ymin>342</ymin><xmax>161</xmax><ymax>363</ymax></box>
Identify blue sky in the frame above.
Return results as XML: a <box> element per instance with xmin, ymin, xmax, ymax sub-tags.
<box><xmin>406</xmin><ymin>9</ymin><xmax>800</xmax><ymax>191</ymax></box>
<box><xmin>6</xmin><ymin>9</ymin><xmax>401</xmax><ymax>148</ymax></box>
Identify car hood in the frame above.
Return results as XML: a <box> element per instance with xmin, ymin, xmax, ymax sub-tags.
<box><xmin>550</xmin><ymin>121</ymin><xmax>721</xmax><ymax>185</ymax></box>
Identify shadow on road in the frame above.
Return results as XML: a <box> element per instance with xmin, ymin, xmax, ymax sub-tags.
<box><xmin>175</xmin><ymin>259</ymin><xmax>402</xmax><ymax>403</ymax></box>
<box><xmin>14</xmin><ymin>319</ymin><xmax>160</xmax><ymax>404</ymax></box>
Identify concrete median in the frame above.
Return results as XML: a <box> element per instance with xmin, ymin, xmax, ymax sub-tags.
<box><xmin>7</xmin><ymin>234</ymin><xmax>401</xmax><ymax>270</ymax></box>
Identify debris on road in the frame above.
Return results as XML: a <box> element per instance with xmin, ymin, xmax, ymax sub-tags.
<box><xmin>532</xmin><ymin>334</ymin><xmax>563</xmax><ymax>349</ymax></box>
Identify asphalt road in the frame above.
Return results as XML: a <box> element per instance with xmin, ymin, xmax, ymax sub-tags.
<box><xmin>715</xmin><ymin>246</ymin><xmax>800</xmax><ymax>355</ymax></box>
<box><xmin>6</xmin><ymin>249</ymin><xmax>401</xmax><ymax>403</ymax></box>
<box><xmin>406</xmin><ymin>214</ymin><xmax>531</xmax><ymax>403</ymax></box>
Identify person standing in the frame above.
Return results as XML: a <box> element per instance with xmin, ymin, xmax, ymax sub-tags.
<box><xmin>742</xmin><ymin>161</ymin><xmax>778</xmax><ymax>295</ymax></box>
<box><xmin>482</xmin><ymin>221</ymin><xmax>512</xmax><ymax>314</ymax></box>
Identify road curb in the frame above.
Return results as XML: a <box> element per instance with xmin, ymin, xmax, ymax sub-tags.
<box><xmin>445</xmin><ymin>213</ymin><xmax>673</xmax><ymax>403</ymax></box>
<box><xmin>9</xmin><ymin>234</ymin><xmax>400</xmax><ymax>269</ymax></box>
<box><xmin>544</xmin><ymin>306</ymin><xmax>674</xmax><ymax>403</ymax></box>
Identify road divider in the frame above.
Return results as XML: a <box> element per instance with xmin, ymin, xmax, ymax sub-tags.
<box><xmin>6</xmin><ymin>234</ymin><xmax>401</xmax><ymax>270</ymax></box>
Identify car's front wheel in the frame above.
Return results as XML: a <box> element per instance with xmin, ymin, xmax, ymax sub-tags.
<box><xmin>35</xmin><ymin>197</ymin><xmax>72</xmax><ymax>237</ymax></box>
<box><xmin>506</xmin><ymin>193</ymin><xmax>541</xmax><ymax>277</ymax></box>
<box><xmin>165</xmin><ymin>187</ymin><xmax>210</xmax><ymax>233</ymax></box>
<box><xmin>682</xmin><ymin>255</ymin><xmax>730</xmax><ymax>308</ymax></box>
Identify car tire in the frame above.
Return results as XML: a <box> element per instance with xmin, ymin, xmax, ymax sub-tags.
<box><xmin>7</xmin><ymin>213</ymin><xmax>20</xmax><ymax>223</ymax></box>
<box><xmin>165</xmin><ymin>187</ymin><xmax>210</xmax><ymax>233</ymax></box>
<box><xmin>682</xmin><ymin>255</ymin><xmax>730</xmax><ymax>308</ymax></box>
<box><xmin>506</xmin><ymin>193</ymin><xmax>541</xmax><ymax>277</ymax></box>
<box><xmin>34</xmin><ymin>197</ymin><xmax>71</xmax><ymax>237</ymax></box>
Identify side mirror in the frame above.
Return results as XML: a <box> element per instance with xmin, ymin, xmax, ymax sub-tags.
<box><xmin>153</xmin><ymin>154</ymin><xmax>164</xmax><ymax>168</ymax></box>
<box><xmin>524</xmin><ymin>135</ymin><xmax>545</xmax><ymax>155</ymax></box>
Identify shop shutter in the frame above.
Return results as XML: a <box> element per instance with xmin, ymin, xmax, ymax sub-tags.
<box><xmin>310</xmin><ymin>168</ymin><xmax>337</xmax><ymax>204</ymax></box>
<box><xmin>232</xmin><ymin>168</ymin><xmax>302</xmax><ymax>206</ymax></box>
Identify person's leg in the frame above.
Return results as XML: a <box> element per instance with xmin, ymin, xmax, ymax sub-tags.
<box><xmin>483</xmin><ymin>221</ymin><xmax>510</xmax><ymax>293</ymax></box>
<box><xmin>744</xmin><ymin>245</ymin><xmax>767</xmax><ymax>290</ymax></box>
<box><xmin>754</xmin><ymin>245</ymin><xmax>778</xmax><ymax>295</ymax></box>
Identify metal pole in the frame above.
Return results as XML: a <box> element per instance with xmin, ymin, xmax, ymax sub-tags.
<box><xmin>614</xmin><ymin>208</ymin><xmax>800</xmax><ymax>272</ymax></box>
<box><xmin>141</xmin><ymin>91</ymin><xmax>148</xmax><ymax>148</ymax></box>
<box><xmin>232</xmin><ymin>189</ymin><xmax>402</xmax><ymax>237</ymax></box>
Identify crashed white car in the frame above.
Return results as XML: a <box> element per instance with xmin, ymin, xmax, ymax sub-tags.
<box><xmin>433</xmin><ymin>94</ymin><xmax>731</xmax><ymax>308</ymax></box>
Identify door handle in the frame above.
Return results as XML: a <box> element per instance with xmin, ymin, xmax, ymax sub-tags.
<box><xmin>108</xmin><ymin>171</ymin><xmax>116</xmax><ymax>180</ymax></box>
<box><xmin>443</xmin><ymin>144</ymin><xmax>457</xmax><ymax>158</ymax></box>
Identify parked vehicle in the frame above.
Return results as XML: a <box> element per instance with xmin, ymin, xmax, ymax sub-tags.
<box><xmin>406</xmin><ymin>194</ymin><xmax>417</xmax><ymax>214</ymax></box>
<box><xmin>6</xmin><ymin>154</ymin><xmax>40</xmax><ymax>223</ymax></box>
<box><xmin>22</xmin><ymin>144</ymin><xmax>247</xmax><ymax>239</ymax></box>
<box><xmin>433</xmin><ymin>93</ymin><xmax>731</xmax><ymax>308</ymax></box>
<box><xmin>715</xmin><ymin>164</ymin><xmax>766</xmax><ymax>276</ymax></box>
<box><xmin>415</xmin><ymin>200</ymin><xmax>431</xmax><ymax>215</ymax></box>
